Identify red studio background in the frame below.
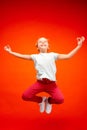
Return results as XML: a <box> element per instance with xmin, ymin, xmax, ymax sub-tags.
<box><xmin>0</xmin><ymin>0</ymin><xmax>87</xmax><ymax>130</ymax></box>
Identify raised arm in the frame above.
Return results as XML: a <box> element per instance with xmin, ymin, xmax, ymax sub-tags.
<box><xmin>58</xmin><ymin>36</ymin><xmax>85</xmax><ymax>60</ymax></box>
<box><xmin>4</xmin><ymin>45</ymin><xmax>32</xmax><ymax>60</ymax></box>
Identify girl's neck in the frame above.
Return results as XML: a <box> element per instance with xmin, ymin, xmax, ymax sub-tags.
<box><xmin>40</xmin><ymin>50</ymin><xmax>48</xmax><ymax>53</ymax></box>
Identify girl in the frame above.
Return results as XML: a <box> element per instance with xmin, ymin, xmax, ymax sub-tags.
<box><xmin>4</xmin><ymin>36</ymin><xmax>85</xmax><ymax>114</ymax></box>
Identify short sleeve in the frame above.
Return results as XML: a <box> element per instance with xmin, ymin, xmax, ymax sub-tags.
<box><xmin>51</xmin><ymin>52</ymin><xmax>59</xmax><ymax>60</ymax></box>
<box><xmin>30</xmin><ymin>54</ymin><xmax>36</xmax><ymax>61</ymax></box>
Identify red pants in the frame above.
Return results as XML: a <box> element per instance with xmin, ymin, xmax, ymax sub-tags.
<box><xmin>22</xmin><ymin>79</ymin><xmax>64</xmax><ymax>104</ymax></box>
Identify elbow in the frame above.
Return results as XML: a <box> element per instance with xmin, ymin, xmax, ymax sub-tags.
<box><xmin>66</xmin><ymin>54</ymin><xmax>72</xmax><ymax>59</ymax></box>
<box><xmin>67</xmin><ymin>54</ymin><xmax>73</xmax><ymax>59</ymax></box>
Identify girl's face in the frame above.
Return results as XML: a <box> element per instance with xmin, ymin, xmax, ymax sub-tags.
<box><xmin>36</xmin><ymin>37</ymin><xmax>49</xmax><ymax>52</ymax></box>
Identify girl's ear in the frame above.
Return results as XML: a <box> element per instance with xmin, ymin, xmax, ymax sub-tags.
<box><xmin>35</xmin><ymin>42</ymin><xmax>38</xmax><ymax>47</ymax></box>
<box><xmin>48</xmin><ymin>44</ymin><xmax>50</xmax><ymax>50</ymax></box>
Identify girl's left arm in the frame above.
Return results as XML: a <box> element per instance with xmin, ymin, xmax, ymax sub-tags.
<box><xmin>58</xmin><ymin>36</ymin><xmax>85</xmax><ymax>60</ymax></box>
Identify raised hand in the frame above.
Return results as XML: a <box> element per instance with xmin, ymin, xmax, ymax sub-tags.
<box><xmin>77</xmin><ymin>36</ymin><xmax>85</xmax><ymax>46</ymax></box>
<box><xmin>4</xmin><ymin>45</ymin><xmax>12</xmax><ymax>53</ymax></box>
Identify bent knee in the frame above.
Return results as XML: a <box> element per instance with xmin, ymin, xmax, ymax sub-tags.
<box><xmin>56</xmin><ymin>98</ymin><xmax>64</xmax><ymax>104</ymax></box>
<box><xmin>59</xmin><ymin>98</ymin><xmax>64</xmax><ymax>104</ymax></box>
<box><xmin>22</xmin><ymin>94</ymin><xmax>27</xmax><ymax>100</ymax></box>
<box><xmin>22</xmin><ymin>94</ymin><xmax>31</xmax><ymax>101</ymax></box>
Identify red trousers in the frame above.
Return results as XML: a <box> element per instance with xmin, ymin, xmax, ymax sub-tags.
<box><xmin>22</xmin><ymin>79</ymin><xmax>64</xmax><ymax>104</ymax></box>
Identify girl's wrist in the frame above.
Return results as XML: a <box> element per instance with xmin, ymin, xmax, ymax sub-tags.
<box><xmin>77</xmin><ymin>44</ymin><xmax>82</xmax><ymax>48</ymax></box>
<box><xmin>9</xmin><ymin>50</ymin><xmax>12</xmax><ymax>54</ymax></box>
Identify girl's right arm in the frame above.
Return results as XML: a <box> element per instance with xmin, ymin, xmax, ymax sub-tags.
<box><xmin>4</xmin><ymin>45</ymin><xmax>32</xmax><ymax>60</ymax></box>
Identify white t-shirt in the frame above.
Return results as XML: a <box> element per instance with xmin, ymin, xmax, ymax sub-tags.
<box><xmin>31</xmin><ymin>52</ymin><xmax>59</xmax><ymax>81</ymax></box>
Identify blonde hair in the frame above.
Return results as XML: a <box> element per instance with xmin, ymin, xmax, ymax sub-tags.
<box><xmin>35</xmin><ymin>37</ymin><xmax>49</xmax><ymax>51</ymax></box>
<box><xmin>35</xmin><ymin>37</ymin><xmax>48</xmax><ymax>47</ymax></box>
